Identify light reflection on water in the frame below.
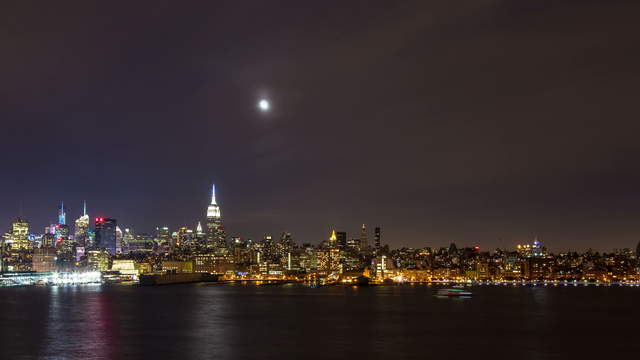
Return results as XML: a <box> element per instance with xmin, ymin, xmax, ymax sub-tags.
<box><xmin>0</xmin><ymin>284</ymin><xmax>639</xmax><ymax>359</ymax></box>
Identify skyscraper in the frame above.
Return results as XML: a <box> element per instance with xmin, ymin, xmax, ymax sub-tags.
<box><xmin>374</xmin><ymin>227</ymin><xmax>381</xmax><ymax>251</ymax></box>
<box><xmin>11</xmin><ymin>217</ymin><xmax>30</xmax><ymax>250</ymax></box>
<box><xmin>95</xmin><ymin>217</ymin><xmax>117</xmax><ymax>255</ymax></box>
<box><xmin>335</xmin><ymin>231</ymin><xmax>347</xmax><ymax>249</ymax></box>
<box><xmin>74</xmin><ymin>201</ymin><xmax>89</xmax><ymax>247</ymax></box>
<box><xmin>58</xmin><ymin>202</ymin><xmax>66</xmax><ymax>225</ymax></box>
<box><xmin>206</xmin><ymin>184</ymin><xmax>226</xmax><ymax>251</ymax></box>
<box><xmin>360</xmin><ymin>224</ymin><xmax>368</xmax><ymax>250</ymax></box>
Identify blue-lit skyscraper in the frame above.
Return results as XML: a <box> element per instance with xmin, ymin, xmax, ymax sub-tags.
<box><xmin>58</xmin><ymin>202</ymin><xmax>66</xmax><ymax>225</ymax></box>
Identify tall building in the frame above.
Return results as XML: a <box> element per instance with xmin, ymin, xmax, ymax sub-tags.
<box><xmin>95</xmin><ymin>217</ymin><xmax>117</xmax><ymax>255</ymax></box>
<box><xmin>11</xmin><ymin>217</ymin><xmax>30</xmax><ymax>250</ymax></box>
<box><xmin>206</xmin><ymin>184</ymin><xmax>226</xmax><ymax>250</ymax></box>
<box><xmin>155</xmin><ymin>226</ymin><xmax>170</xmax><ymax>245</ymax></box>
<box><xmin>374</xmin><ymin>227</ymin><xmax>381</xmax><ymax>251</ymax></box>
<box><xmin>74</xmin><ymin>201</ymin><xmax>89</xmax><ymax>247</ymax></box>
<box><xmin>115</xmin><ymin>226</ymin><xmax>123</xmax><ymax>254</ymax></box>
<box><xmin>335</xmin><ymin>231</ymin><xmax>347</xmax><ymax>249</ymax></box>
<box><xmin>58</xmin><ymin>202</ymin><xmax>66</xmax><ymax>225</ymax></box>
<box><xmin>360</xmin><ymin>224</ymin><xmax>368</xmax><ymax>250</ymax></box>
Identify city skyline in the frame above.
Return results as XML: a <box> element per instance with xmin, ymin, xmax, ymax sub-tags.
<box><xmin>2</xmin><ymin>183</ymin><xmax>639</xmax><ymax>253</ymax></box>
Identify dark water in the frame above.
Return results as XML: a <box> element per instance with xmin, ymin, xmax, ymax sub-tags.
<box><xmin>0</xmin><ymin>283</ymin><xmax>638</xmax><ymax>359</ymax></box>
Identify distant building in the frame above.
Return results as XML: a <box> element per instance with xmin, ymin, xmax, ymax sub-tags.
<box><xmin>87</xmin><ymin>249</ymin><xmax>110</xmax><ymax>271</ymax></box>
<box><xmin>129</xmin><ymin>233</ymin><xmax>153</xmax><ymax>252</ymax></box>
<box><xmin>206</xmin><ymin>184</ymin><xmax>226</xmax><ymax>250</ymax></box>
<box><xmin>94</xmin><ymin>217</ymin><xmax>117</xmax><ymax>255</ymax></box>
<box><xmin>335</xmin><ymin>231</ymin><xmax>347</xmax><ymax>249</ymax></box>
<box><xmin>193</xmin><ymin>253</ymin><xmax>234</xmax><ymax>274</ymax></box>
<box><xmin>11</xmin><ymin>217</ymin><xmax>30</xmax><ymax>250</ymax></box>
<box><xmin>162</xmin><ymin>260</ymin><xmax>193</xmax><ymax>273</ymax></box>
<box><xmin>360</xmin><ymin>224</ymin><xmax>368</xmax><ymax>250</ymax></box>
<box><xmin>111</xmin><ymin>259</ymin><xmax>152</xmax><ymax>278</ymax></box>
<box><xmin>374</xmin><ymin>227</ymin><xmax>381</xmax><ymax>251</ymax></box>
<box><xmin>155</xmin><ymin>226</ymin><xmax>170</xmax><ymax>246</ymax></box>
<box><xmin>33</xmin><ymin>248</ymin><xmax>57</xmax><ymax>272</ymax></box>
<box><xmin>74</xmin><ymin>201</ymin><xmax>89</xmax><ymax>247</ymax></box>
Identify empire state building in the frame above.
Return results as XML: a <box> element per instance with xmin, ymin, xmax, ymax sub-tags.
<box><xmin>206</xmin><ymin>184</ymin><xmax>226</xmax><ymax>251</ymax></box>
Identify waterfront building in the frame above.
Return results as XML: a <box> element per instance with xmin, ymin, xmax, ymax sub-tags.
<box><xmin>206</xmin><ymin>184</ymin><xmax>226</xmax><ymax>250</ymax></box>
<box><xmin>371</xmin><ymin>255</ymin><xmax>395</xmax><ymax>280</ymax></box>
<box><xmin>193</xmin><ymin>253</ymin><xmax>234</xmax><ymax>274</ymax></box>
<box><xmin>94</xmin><ymin>217</ymin><xmax>117</xmax><ymax>255</ymax></box>
<box><xmin>87</xmin><ymin>249</ymin><xmax>110</xmax><ymax>271</ymax></box>
<box><xmin>32</xmin><ymin>248</ymin><xmax>57</xmax><ymax>272</ymax></box>
<box><xmin>162</xmin><ymin>260</ymin><xmax>193</xmax><ymax>273</ymax></box>
<box><xmin>10</xmin><ymin>217</ymin><xmax>30</xmax><ymax>250</ymax></box>
<box><xmin>111</xmin><ymin>260</ymin><xmax>152</xmax><ymax>278</ymax></box>
<box><xmin>74</xmin><ymin>201</ymin><xmax>89</xmax><ymax>247</ymax></box>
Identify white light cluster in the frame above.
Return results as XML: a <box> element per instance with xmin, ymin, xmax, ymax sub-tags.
<box><xmin>49</xmin><ymin>271</ymin><xmax>102</xmax><ymax>285</ymax></box>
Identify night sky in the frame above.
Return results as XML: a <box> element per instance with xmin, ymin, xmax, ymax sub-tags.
<box><xmin>2</xmin><ymin>1</ymin><xmax>639</xmax><ymax>251</ymax></box>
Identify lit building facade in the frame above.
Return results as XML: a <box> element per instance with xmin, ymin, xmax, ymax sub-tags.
<box><xmin>206</xmin><ymin>184</ymin><xmax>226</xmax><ymax>251</ymax></box>
<box><xmin>11</xmin><ymin>217</ymin><xmax>30</xmax><ymax>250</ymax></box>
<box><xmin>74</xmin><ymin>201</ymin><xmax>89</xmax><ymax>247</ymax></box>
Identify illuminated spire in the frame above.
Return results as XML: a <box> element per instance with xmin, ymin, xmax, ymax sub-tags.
<box><xmin>207</xmin><ymin>184</ymin><xmax>221</xmax><ymax>218</ymax></box>
<box><xmin>83</xmin><ymin>200</ymin><xmax>87</xmax><ymax>216</ymax></box>
<box><xmin>211</xmin><ymin>184</ymin><xmax>217</xmax><ymax>205</ymax></box>
<box><xmin>196</xmin><ymin>221</ymin><xmax>203</xmax><ymax>233</ymax></box>
<box><xmin>330</xmin><ymin>230</ymin><xmax>337</xmax><ymax>241</ymax></box>
<box><xmin>58</xmin><ymin>201</ymin><xmax>66</xmax><ymax>225</ymax></box>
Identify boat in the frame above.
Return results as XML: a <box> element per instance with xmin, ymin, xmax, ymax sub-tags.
<box><xmin>436</xmin><ymin>288</ymin><xmax>473</xmax><ymax>297</ymax></box>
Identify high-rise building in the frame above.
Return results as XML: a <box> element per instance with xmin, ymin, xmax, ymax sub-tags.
<box><xmin>58</xmin><ymin>202</ymin><xmax>66</xmax><ymax>225</ymax></box>
<box><xmin>11</xmin><ymin>217</ymin><xmax>30</xmax><ymax>250</ymax></box>
<box><xmin>54</xmin><ymin>224</ymin><xmax>70</xmax><ymax>247</ymax></box>
<box><xmin>74</xmin><ymin>201</ymin><xmax>89</xmax><ymax>247</ymax></box>
<box><xmin>95</xmin><ymin>217</ymin><xmax>117</xmax><ymax>255</ymax></box>
<box><xmin>123</xmin><ymin>228</ymin><xmax>135</xmax><ymax>253</ymax></box>
<box><xmin>206</xmin><ymin>184</ymin><xmax>226</xmax><ymax>250</ymax></box>
<box><xmin>335</xmin><ymin>231</ymin><xmax>347</xmax><ymax>249</ymax></box>
<box><xmin>155</xmin><ymin>226</ymin><xmax>170</xmax><ymax>245</ymax></box>
<box><xmin>360</xmin><ymin>224</ymin><xmax>368</xmax><ymax>250</ymax></box>
<box><xmin>87</xmin><ymin>249</ymin><xmax>110</xmax><ymax>271</ymax></box>
<box><xmin>115</xmin><ymin>226</ymin><xmax>123</xmax><ymax>254</ymax></box>
<box><xmin>196</xmin><ymin>221</ymin><xmax>205</xmax><ymax>241</ymax></box>
<box><xmin>42</xmin><ymin>225</ymin><xmax>55</xmax><ymax>248</ymax></box>
<box><xmin>374</xmin><ymin>227</ymin><xmax>381</xmax><ymax>251</ymax></box>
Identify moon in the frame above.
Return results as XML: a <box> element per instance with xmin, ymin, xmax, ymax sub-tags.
<box><xmin>258</xmin><ymin>99</ymin><xmax>270</xmax><ymax>111</ymax></box>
